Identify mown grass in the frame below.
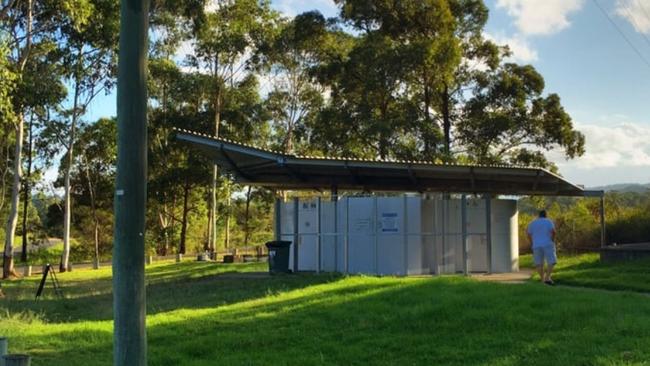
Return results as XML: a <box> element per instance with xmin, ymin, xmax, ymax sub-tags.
<box><xmin>2</xmin><ymin>259</ymin><xmax>650</xmax><ymax>365</ymax></box>
<box><xmin>522</xmin><ymin>252</ymin><xmax>650</xmax><ymax>293</ymax></box>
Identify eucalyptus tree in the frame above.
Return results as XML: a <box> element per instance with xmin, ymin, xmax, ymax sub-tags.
<box><xmin>457</xmin><ymin>63</ymin><xmax>585</xmax><ymax>167</ymax></box>
<box><xmin>1</xmin><ymin>0</ymin><xmax>71</xmax><ymax>277</ymax></box>
<box><xmin>335</xmin><ymin>0</ymin><xmax>462</xmax><ymax>159</ymax></box>
<box><xmin>191</xmin><ymin>0</ymin><xmax>278</xmax><ymax>251</ymax></box>
<box><xmin>148</xmin><ymin>59</ymin><xmax>213</xmax><ymax>255</ymax></box>
<box><xmin>262</xmin><ymin>11</ymin><xmax>331</xmax><ymax>154</ymax></box>
<box><xmin>53</xmin><ymin>0</ymin><xmax>119</xmax><ymax>271</ymax></box>
<box><xmin>69</xmin><ymin>118</ymin><xmax>116</xmax><ymax>267</ymax></box>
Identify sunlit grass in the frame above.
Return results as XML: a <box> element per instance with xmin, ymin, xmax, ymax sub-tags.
<box><xmin>522</xmin><ymin>252</ymin><xmax>650</xmax><ymax>292</ymax></box>
<box><xmin>2</xmin><ymin>259</ymin><xmax>650</xmax><ymax>365</ymax></box>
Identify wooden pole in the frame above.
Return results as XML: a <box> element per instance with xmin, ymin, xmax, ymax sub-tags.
<box><xmin>113</xmin><ymin>0</ymin><xmax>149</xmax><ymax>365</ymax></box>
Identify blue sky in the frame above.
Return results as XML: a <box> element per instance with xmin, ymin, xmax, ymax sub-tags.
<box><xmin>83</xmin><ymin>0</ymin><xmax>650</xmax><ymax>187</ymax></box>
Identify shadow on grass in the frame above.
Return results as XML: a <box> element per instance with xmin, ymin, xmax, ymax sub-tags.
<box><xmin>9</xmin><ymin>277</ymin><xmax>650</xmax><ymax>366</ymax></box>
<box><xmin>0</xmin><ymin>263</ymin><xmax>341</xmax><ymax>323</ymax></box>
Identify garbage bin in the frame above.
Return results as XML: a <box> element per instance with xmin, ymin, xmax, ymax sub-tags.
<box><xmin>265</xmin><ymin>241</ymin><xmax>292</xmax><ymax>274</ymax></box>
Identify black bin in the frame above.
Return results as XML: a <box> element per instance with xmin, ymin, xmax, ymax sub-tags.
<box><xmin>265</xmin><ymin>240</ymin><xmax>292</xmax><ymax>274</ymax></box>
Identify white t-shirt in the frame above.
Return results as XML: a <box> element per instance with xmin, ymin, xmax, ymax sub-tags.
<box><xmin>527</xmin><ymin>217</ymin><xmax>555</xmax><ymax>248</ymax></box>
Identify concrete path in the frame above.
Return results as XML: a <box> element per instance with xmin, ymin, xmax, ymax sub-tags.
<box><xmin>470</xmin><ymin>269</ymin><xmax>533</xmax><ymax>284</ymax></box>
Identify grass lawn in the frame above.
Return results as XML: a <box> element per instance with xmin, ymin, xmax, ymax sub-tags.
<box><xmin>2</xmin><ymin>258</ymin><xmax>650</xmax><ymax>365</ymax></box>
<box><xmin>522</xmin><ymin>252</ymin><xmax>650</xmax><ymax>293</ymax></box>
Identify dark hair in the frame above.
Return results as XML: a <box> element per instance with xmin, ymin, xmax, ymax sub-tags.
<box><xmin>539</xmin><ymin>210</ymin><xmax>547</xmax><ymax>218</ymax></box>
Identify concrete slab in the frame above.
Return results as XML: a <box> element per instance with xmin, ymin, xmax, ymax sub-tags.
<box><xmin>471</xmin><ymin>269</ymin><xmax>533</xmax><ymax>284</ymax></box>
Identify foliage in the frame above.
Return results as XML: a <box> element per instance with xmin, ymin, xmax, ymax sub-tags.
<box><xmin>518</xmin><ymin>191</ymin><xmax>650</xmax><ymax>252</ymax></box>
<box><xmin>0</xmin><ymin>0</ymin><xmax>643</xmax><ymax>267</ymax></box>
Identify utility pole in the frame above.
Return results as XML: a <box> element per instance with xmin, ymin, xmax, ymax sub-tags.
<box><xmin>112</xmin><ymin>0</ymin><xmax>149</xmax><ymax>365</ymax></box>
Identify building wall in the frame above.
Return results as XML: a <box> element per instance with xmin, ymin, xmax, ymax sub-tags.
<box><xmin>279</xmin><ymin>195</ymin><xmax>518</xmax><ymax>275</ymax></box>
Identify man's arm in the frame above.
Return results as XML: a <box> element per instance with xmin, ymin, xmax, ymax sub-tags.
<box><xmin>551</xmin><ymin>228</ymin><xmax>556</xmax><ymax>243</ymax></box>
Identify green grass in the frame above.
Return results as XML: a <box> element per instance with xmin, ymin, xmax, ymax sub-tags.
<box><xmin>2</xmin><ymin>259</ymin><xmax>650</xmax><ymax>365</ymax></box>
<box><xmin>522</xmin><ymin>252</ymin><xmax>650</xmax><ymax>293</ymax></box>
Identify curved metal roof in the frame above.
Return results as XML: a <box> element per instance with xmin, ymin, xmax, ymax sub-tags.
<box><xmin>175</xmin><ymin>128</ymin><xmax>590</xmax><ymax>197</ymax></box>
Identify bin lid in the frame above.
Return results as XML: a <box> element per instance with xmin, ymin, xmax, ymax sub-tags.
<box><xmin>265</xmin><ymin>240</ymin><xmax>292</xmax><ymax>248</ymax></box>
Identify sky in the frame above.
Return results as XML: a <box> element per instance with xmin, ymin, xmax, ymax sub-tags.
<box><xmin>82</xmin><ymin>0</ymin><xmax>650</xmax><ymax>187</ymax></box>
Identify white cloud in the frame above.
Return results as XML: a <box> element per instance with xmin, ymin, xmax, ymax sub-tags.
<box><xmin>551</xmin><ymin>121</ymin><xmax>650</xmax><ymax>170</ymax></box>
<box><xmin>616</xmin><ymin>0</ymin><xmax>650</xmax><ymax>34</ymax></box>
<box><xmin>496</xmin><ymin>0</ymin><xmax>584</xmax><ymax>35</ymax></box>
<box><xmin>485</xmin><ymin>33</ymin><xmax>538</xmax><ymax>63</ymax></box>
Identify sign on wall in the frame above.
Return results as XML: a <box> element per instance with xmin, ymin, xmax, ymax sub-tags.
<box><xmin>381</xmin><ymin>212</ymin><xmax>400</xmax><ymax>233</ymax></box>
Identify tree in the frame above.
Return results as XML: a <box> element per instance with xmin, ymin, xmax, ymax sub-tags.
<box><xmin>262</xmin><ymin>11</ymin><xmax>331</xmax><ymax>154</ymax></box>
<box><xmin>457</xmin><ymin>63</ymin><xmax>585</xmax><ymax>167</ymax></box>
<box><xmin>1</xmin><ymin>0</ymin><xmax>69</xmax><ymax>277</ymax></box>
<box><xmin>71</xmin><ymin>118</ymin><xmax>117</xmax><ymax>267</ymax></box>
<box><xmin>191</xmin><ymin>0</ymin><xmax>278</xmax><ymax>251</ymax></box>
<box><xmin>54</xmin><ymin>0</ymin><xmax>119</xmax><ymax>272</ymax></box>
<box><xmin>336</xmin><ymin>0</ymin><xmax>463</xmax><ymax>159</ymax></box>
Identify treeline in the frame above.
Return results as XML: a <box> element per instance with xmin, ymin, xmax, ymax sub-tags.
<box><xmin>519</xmin><ymin>191</ymin><xmax>650</xmax><ymax>253</ymax></box>
<box><xmin>0</xmin><ymin>0</ymin><xmax>587</xmax><ymax>277</ymax></box>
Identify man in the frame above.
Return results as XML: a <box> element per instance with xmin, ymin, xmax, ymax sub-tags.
<box><xmin>527</xmin><ymin>210</ymin><xmax>557</xmax><ymax>285</ymax></box>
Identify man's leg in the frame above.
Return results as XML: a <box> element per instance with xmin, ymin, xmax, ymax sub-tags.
<box><xmin>533</xmin><ymin>247</ymin><xmax>545</xmax><ymax>282</ymax></box>
<box><xmin>545</xmin><ymin>245</ymin><xmax>557</xmax><ymax>282</ymax></box>
<box><xmin>545</xmin><ymin>264</ymin><xmax>554</xmax><ymax>282</ymax></box>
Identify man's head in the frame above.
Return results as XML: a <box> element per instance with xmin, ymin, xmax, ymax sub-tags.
<box><xmin>539</xmin><ymin>210</ymin><xmax>547</xmax><ymax>218</ymax></box>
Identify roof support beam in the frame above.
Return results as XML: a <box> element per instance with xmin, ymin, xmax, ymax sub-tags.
<box><xmin>407</xmin><ymin>166</ymin><xmax>423</xmax><ymax>193</ymax></box>
<box><xmin>469</xmin><ymin>167</ymin><xmax>476</xmax><ymax>192</ymax></box>
<box><xmin>532</xmin><ymin>170</ymin><xmax>542</xmax><ymax>191</ymax></box>
<box><xmin>220</xmin><ymin>147</ymin><xmax>253</xmax><ymax>181</ymax></box>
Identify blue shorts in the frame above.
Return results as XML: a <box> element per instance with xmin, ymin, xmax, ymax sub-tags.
<box><xmin>533</xmin><ymin>245</ymin><xmax>557</xmax><ymax>266</ymax></box>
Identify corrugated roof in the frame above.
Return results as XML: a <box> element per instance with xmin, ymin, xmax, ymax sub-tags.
<box><xmin>174</xmin><ymin>128</ymin><xmax>589</xmax><ymax>196</ymax></box>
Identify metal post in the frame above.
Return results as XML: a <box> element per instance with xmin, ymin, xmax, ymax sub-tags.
<box><xmin>461</xmin><ymin>195</ymin><xmax>469</xmax><ymax>275</ymax></box>
<box><xmin>600</xmin><ymin>195</ymin><xmax>606</xmax><ymax>248</ymax></box>
<box><xmin>432</xmin><ymin>196</ymin><xmax>438</xmax><ymax>275</ymax></box>
<box><xmin>441</xmin><ymin>196</ymin><xmax>447</xmax><ymax>273</ymax></box>
<box><xmin>403</xmin><ymin>194</ymin><xmax>408</xmax><ymax>276</ymax></box>
<box><xmin>293</xmin><ymin>197</ymin><xmax>299</xmax><ymax>272</ymax></box>
<box><xmin>317</xmin><ymin>197</ymin><xmax>321</xmax><ymax>274</ymax></box>
<box><xmin>113</xmin><ymin>0</ymin><xmax>148</xmax><ymax>364</ymax></box>
<box><xmin>345</xmin><ymin>196</ymin><xmax>349</xmax><ymax>274</ymax></box>
<box><xmin>275</xmin><ymin>197</ymin><xmax>282</xmax><ymax>241</ymax></box>
<box><xmin>332</xmin><ymin>186</ymin><xmax>338</xmax><ymax>272</ymax></box>
<box><xmin>373</xmin><ymin>195</ymin><xmax>378</xmax><ymax>274</ymax></box>
<box><xmin>485</xmin><ymin>196</ymin><xmax>492</xmax><ymax>274</ymax></box>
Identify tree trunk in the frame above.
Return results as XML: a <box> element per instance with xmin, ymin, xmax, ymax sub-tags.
<box><xmin>85</xmin><ymin>162</ymin><xmax>100</xmax><ymax>268</ymax></box>
<box><xmin>243</xmin><ymin>186</ymin><xmax>252</xmax><ymax>247</ymax></box>
<box><xmin>205</xmin><ymin>205</ymin><xmax>211</xmax><ymax>251</ymax></box>
<box><xmin>20</xmin><ymin>115</ymin><xmax>33</xmax><ymax>263</ymax></box>
<box><xmin>209</xmin><ymin>58</ymin><xmax>222</xmax><ymax>254</ymax></box>
<box><xmin>442</xmin><ymin>83</ymin><xmax>451</xmax><ymax>160</ymax></box>
<box><xmin>61</xmin><ymin>81</ymin><xmax>80</xmax><ymax>273</ymax></box>
<box><xmin>179</xmin><ymin>177</ymin><xmax>190</xmax><ymax>255</ymax></box>
<box><xmin>3</xmin><ymin>114</ymin><xmax>23</xmax><ymax>279</ymax></box>
<box><xmin>4</xmin><ymin>0</ymin><xmax>32</xmax><ymax>279</ymax></box>
<box><xmin>224</xmin><ymin>183</ymin><xmax>230</xmax><ymax>249</ymax></box>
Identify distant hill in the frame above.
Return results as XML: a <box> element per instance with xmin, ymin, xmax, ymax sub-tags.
<box><xmin>589</xmin><ymin>183</ymin><xmax>650</xmax><ymax>193</ymax></box>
